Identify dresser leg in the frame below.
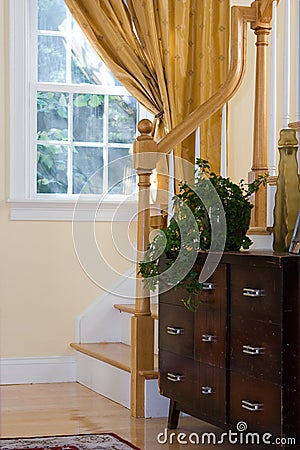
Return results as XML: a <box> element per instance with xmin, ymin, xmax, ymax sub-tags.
<box><xmin>167</xmin><ymin>399</ymin><xmax>180</xmax><ymax>429</ymax></box>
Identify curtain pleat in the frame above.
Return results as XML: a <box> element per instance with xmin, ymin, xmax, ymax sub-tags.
<box><xmin>64</xmin><ymin>0</ymin><xmax>229</xmax><ymax>197</ymax></box>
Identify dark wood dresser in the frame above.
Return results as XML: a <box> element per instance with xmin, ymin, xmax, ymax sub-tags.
<box><xmin>159</xmin><ymin>251</ymin><xmax>299</xmax><ymax>442</ymax></box>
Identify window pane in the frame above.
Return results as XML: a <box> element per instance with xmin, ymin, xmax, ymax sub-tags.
<box><xmin>37</xmin><ymin>144</ymin><xmax>68</xmax><ymax>193</ymax></box>
<box><xmin>73</xmin><ymin>94</ymin><xmax>104</xmax><ymax>142</ymax></box>
<box><xmin>38</xmin><ymin>0</ymin><xmax>66</xmax><ymax>31</ymax></box>
<box><xmin>38</xmin><ymin>35</ymin><xmax>66</xmax><ymax>83</ymax></box>
<box><xmin>71</xmin><ymin>22</ymin><xmax>121</xmax><ymax>86</ymax></box>
<box><xmin>37</xmin><ymin>92</ymin><xmax>68</xmax><ymax>141</ymax></box>
<box><xmin>73</xmin><ymin>146</ymin><xmax>104</xmax><ymax>194</ymax></box>
<box><xmin>108</xmin><ymin>148</ymin><xmax>136</xmax><ymax>195</ymax></box>
<box><xmin>108</xmin><ymin>96</ymin><xmax>137</xmax><ymax>144</ymax></box>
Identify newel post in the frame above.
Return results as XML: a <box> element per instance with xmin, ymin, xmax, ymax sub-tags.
<box><xmin>131</xmin><ymin>119</ymin><xmax>158</xmax><ymax>417</ymax></box>
<box><xmin>273</xmin><ymin>128</ymin><xmax>300</xmax><ymax>251</ymax></box>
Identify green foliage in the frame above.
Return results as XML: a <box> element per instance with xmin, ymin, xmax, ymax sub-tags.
<box><xmin>74</xmin><ymin>94</ymin><xmax>104</xmax><ymax>108</ymax></box>
<box><xmin>139</xmin><ymin>159</ymin><xmax>268</xmax><ymax>310</ymax></box>
<box><xmin>37</xmin><ymin>144</ymin><xmax>67</xmax><ymax>193</ymax></box>
<box><xmin>36</xmin><ymin>90</ymin><xmax>136</xmax><ymax>193</ymax></box>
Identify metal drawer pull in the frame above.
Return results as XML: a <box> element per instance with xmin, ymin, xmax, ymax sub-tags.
<box><xmin>242</xmin><ymin>400</ymin><xmax>264</xmax><ymax>411</ymax></box>
<box><xmin>202</xmin><ymin>282</ymin><xmax>215</xmax><ymax>290</ymax></box>
<box><xmin>243</xmin><ymin>345</ymin><xmax>265</xmax><ymax>355</ymax></box>
<box><xmin>243</xmin><ymin>288</ymin><xmax>265</xmax><ymax>297</ymax></box>
<box><xmin>167</xmin><ymin>326</ymin><xmax>184</xmax><ymax>335</ymax></box>
<box><xmin>201</xmin><ymin>386</ymin><xmax>215</xmax><ymax>395</ymax></box>
<box><xmin>202</xmin><ymin>334</ymin><xmax>216</xmax><ymax>343</ymax></box>
<box><xmin>167</xmin><ymin>373</ymin><xmax>184</xmax><ymax>382</ymax></box>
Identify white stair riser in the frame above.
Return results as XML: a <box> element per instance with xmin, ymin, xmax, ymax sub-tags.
<box><xmin>75</xmin><ymin>352</ymin><xmax>168</xmax><ymax>418</ymax></box>
<box><xmin>75</xmin><ymin>352</ymin><xmax>130</xmax><ymax>408</ymax></box>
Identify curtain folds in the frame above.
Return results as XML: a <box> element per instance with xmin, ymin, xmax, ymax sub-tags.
<box><xmin>64</xmin><ymin>0</ymin><xmax>229</xmax><ymax>195</ymax></box>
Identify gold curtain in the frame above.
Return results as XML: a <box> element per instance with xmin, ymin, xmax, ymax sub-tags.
<box><xmin>64</xmin><ymin>0</ymin><xmax>229</xmax><ymax>188</ymax></box>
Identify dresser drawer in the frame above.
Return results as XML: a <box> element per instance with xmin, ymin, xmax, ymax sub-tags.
<box><xmin>194</xmin><ymin>263</ymin><xmax>227</xmax><ymax>312</ymax></box>
<box><xmin>231</xmin><ymin>266</ymin><xmax>282</xmax><ymax>324</ymax></box>
<box><xmin>160</xmin><ymin>286</ymin><xmax>193</xmax><ymax>307</ymax></box>
<box><xmin>230</xmin><ymin>372</ymin><xmax>281</xmax><ymax>435</ymax></box>
<box><xmin>194</xmin><ymin>362</ymin><xmax>227</xmax><ymax>424</ymax></box>
<box><xmin>231</xmin><ymin>318</ymin><xmax>281</xmax><ymax>383</ymax></box>
<box><xmin>160</xmin><ymin>350</ymin><xmax>227</xmax><ymax>424</ymax></box>
<box><xmin>159</xmin><ymin>350</ymin><xmax>196</xmax><ymax>406</ymax></box>
<box><xmin>193</xmin><ymin>265</ymin><xmax>227</xmax><ymax>367</ymax></box>
<box><xmin>194</xmin><ymin>311</ymin><xmax>227</xmax><ymax>368</ymax></box>
<box><xmin>159</xmin><ymin>303</ymin><xmax>194</xmax><ymax>358</ymax></box>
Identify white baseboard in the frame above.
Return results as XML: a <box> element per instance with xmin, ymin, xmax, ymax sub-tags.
<box><xmin>0</xmin><ymin>356</ymin><xmax>76</xmax><ymax>385</ymax></box>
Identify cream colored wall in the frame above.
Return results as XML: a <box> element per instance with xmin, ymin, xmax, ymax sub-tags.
<box><xmin>0</xmin><ymin>0</ymin><xmax>135</xmax><ymax>358</ymax></box>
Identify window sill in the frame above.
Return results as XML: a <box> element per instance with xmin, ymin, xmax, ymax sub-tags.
<box><xmin>8</xmin><ymin>197</ymin><xmax>138</xmax><ymax>222</ymax></box>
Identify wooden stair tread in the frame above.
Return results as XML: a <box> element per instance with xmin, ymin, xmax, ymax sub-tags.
<box><xmin>70</xmin><ymin>342</ymin><xmax>131</xmax><ymax>372</ymax></box>
<box><xmin>114</xmin><ymin>303</ymin><xmax>158</xmax><ymax>320</ymax></box>
<box><xmin>138</xmin><ymin>369</ymin><xmax>158</xmax><ymax>379</ymax></box>
<box><xmin>70</xmin><ymin>342</ymin><xmax>158</xmax><ymax>379</ymax></box>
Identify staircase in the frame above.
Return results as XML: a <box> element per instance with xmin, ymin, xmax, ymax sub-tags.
<box><xmin>70</xmin><ymin>0</ymin><xmax>294</xmax><ymax>420</ymax></box>
<box><xmin>70</xmin><ymin>268</ymin><xmax>169</xmax><ymax>418</ymax></box>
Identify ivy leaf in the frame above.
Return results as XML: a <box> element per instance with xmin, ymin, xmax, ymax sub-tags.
<box><xmin>59</xmin><ymin>94</ymin><xmax>67</xmax><ymax>107</ymax></box>
<box><xmin>74</xmin><ymin>94</ymin><xmax>88</xmax><ymax>107</ymax></box>
<box><xmin>88</xmin><ymin>95</ymin><xmax>101</xmax><ymax>107</ymax></box>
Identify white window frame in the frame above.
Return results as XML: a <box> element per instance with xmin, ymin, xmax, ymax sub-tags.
<box><xmin>9</xmin><ymin>0</ymin><xmax>150</xmax><ymax>221</ymax></box>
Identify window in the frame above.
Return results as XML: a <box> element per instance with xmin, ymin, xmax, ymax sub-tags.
<box><xmin>9</xmin><ymin>0</ymin><xmax>147</xmax><ymax>220</ymax></box>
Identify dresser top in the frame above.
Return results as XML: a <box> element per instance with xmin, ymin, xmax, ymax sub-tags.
<box><xmin>196</xmin><ymin>250</ymin><xmax>300</xmax><ymax>269</ymax></box>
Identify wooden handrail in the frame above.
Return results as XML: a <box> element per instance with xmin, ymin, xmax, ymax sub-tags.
<box><xmin>157</xmin><ymin>5</ymin><xmax>255</xmax><ymax>156</ymax></box>
<box><xmin>258</xmin><ymin>0</ymin><xmax>280</xmax><ymax>23</ymax></box>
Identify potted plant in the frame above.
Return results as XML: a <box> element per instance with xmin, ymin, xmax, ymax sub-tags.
<box><xmin>139</xmin><ymin>159</ymin><xmax>267</xmax><ymax>310</ymax></box>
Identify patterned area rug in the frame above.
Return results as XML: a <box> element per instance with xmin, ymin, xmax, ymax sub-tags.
<box><xmin>0</xmin><ymin>434</ymin><xmax>140</xmax><ymax>450</ymax></box>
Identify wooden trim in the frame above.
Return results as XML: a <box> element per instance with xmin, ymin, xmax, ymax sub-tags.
<box><xmin>248</xmin><ymin>14</ymin><xmax>272</xmax><ymax>230</ymax></box>
<box><xmin>289</xmin><ymin>121</ymin><xmax>300</xmax><ymax>132</ymax></box>
<box><xmin>130</xmin><ymin>315</ymin><xmax>154</xmax><ymax>417</ymax></box>
<box><xmin>247</xmin><ymin>226</ymin><xmax>273</xmax><ymax>235</ymax></box>
<box><xmin>150</xmin><ymin>214</ymin><xmax>167</xmax><ymax>229</ymax></box>
<box><xmin>138</xmin><ymin>370</ymin><xmax>158</xmax><ymax>380</ymax></box>
<box><xmin>257</xmin><ymin>0</ymin><xmax>280</xmax><ymax>24</ymax></box>
<box><xmin>114</xmin><ymin>303</ymin><xmax>158</xmax><ymax>320</ymax></box>
<box><xmin>267</xmin><ymin>175</ymin><xmax>300</xmax><ymax>186</ymax></box>
<box><xmin>0</xmin><ymin>356</ymin><xmax>76</xmax><ymax>385</ymax></box>
<box><xmin>267</xmin><ymin>175</ymin><xmax>278</xmax><ymax>185</ymax></box>
<box><xmin>70</xmin><ymin>342</ymin><xmax>131</xmax><ymax>373</ymax></box>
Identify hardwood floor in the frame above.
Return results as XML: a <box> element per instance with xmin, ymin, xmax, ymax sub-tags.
<box><xmin>0</xmin><ymin>382</ymin><xmax>233</xmax><ymax>449</ymax></box>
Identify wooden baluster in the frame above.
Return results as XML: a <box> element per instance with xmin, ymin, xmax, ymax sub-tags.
<box><xmin>131</xmin><ymin>119</ymin><xmax>158</xmax><ymax>417</ymax></box>
<box><xmin>248</xmin><ymin>6</ymin><xmax>272</xmax><ymax>234</ymax></box>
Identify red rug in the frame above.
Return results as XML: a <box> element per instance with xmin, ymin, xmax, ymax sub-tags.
<box><xmin>0</xmin><ymin>433</ymin><xmax>141</xmax><ymax>450</ymax></box>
